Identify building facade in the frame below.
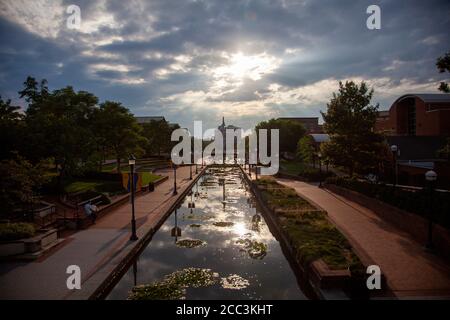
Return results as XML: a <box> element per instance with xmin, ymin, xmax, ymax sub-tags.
<box><xmin>376</xmin><ymin>94</ymin><xmax>450</xmax><ymax>188</ymax></box>
<box><xmin>375</xmin><ymin>94</ymin><xmax>450</xmax><ymax>136</ymax></box>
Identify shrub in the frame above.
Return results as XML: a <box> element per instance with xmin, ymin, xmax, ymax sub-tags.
<box><xmin>0</xmin><ymin>223</ymin><xmax>36</xmax><ymax>241</ymax></box>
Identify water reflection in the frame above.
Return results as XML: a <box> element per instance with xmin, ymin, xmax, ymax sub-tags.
<box><xmin>108</xmin><ymin>166</ymin><xmax>307</xmax><ymax>300</ymax></box>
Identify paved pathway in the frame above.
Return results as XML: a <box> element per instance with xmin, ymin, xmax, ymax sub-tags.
<box><xmin>0</xmin><ymin>166</ymin><xmax>201</xmax><ymax>300</ymax></box>
<box><xmin>277</xmin><ymin>178</ymin><xmax>450</xmax><ymax>299</ymax></box>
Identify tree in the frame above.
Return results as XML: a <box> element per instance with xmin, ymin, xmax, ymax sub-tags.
<box><xmin>93</xmin><ymin>101</ymin><xmax>147</xmax><ymax>173</ymax></box>
<box><xmin>141</xmin><ymin>119</ymin><xmax>171</xmax><ymax>156</ymax></box>
<box><xmin>297</xmin><ymin>135</ymin><xmax>316</xmax><ymax>165</ymax></box>
<box><xmin>255</xmin><ymin>118</ymin><xmax>306</xmax><ymax>154</ymax></box>
<box><xmin>0</xmin><ymin>155</ymin><xmax>49</xmax><ymax>219</ymax></box>
<box><xmin>21</xmin><ymin>77</ymin><xmax>99</xmax><ymax>187</ymax></box>
<box><xmin>437</xmin><ymin>137</ymin><xmax>450</xmax><ymax>161</ymax></box>
<box><xmin>321</xmin><ymin>81</ymin><xmax>384</xmax><ymax>176</ymax></box>
<box><xmin>436</xmin><ymin>51</ymin><xmax>450</xmax><ymax>93</ymax></box>
<box><xmin>0</xmin><ymin>96</ymin><xmax>24</xmax><ymax>160</ymax></box>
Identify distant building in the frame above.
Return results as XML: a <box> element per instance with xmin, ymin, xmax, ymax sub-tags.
<box><xmin>277</xmin><ymin>117</ymin><xmax>323</xmax><ymax>133</ymax></box>
<box><xmin>135</xmin><ymin>116</ymin><xmax>166</xmax><ymax>124</ymax></box>
<box><xmin>135</xmin><ymin>116</ymin><xmax>180</xmax><ymax>130</ymax></box>
<box><xmin>217</xmin><ymin>117</ymin><xmax>240</xmax><ymax>156</ymax></box>
<box><xmin>376</xmin><ymin>94</ymin><xmax>450</xmax><ymax>188</ymax></box>
<box><xmin>375</xmin><ymin>94</ymin><xmax>450</xmax><ymax>136</ymax></box>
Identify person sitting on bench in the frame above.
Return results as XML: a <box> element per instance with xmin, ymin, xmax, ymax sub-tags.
<box><xmin>84</xmin><ymin>201</ymin><xmax>98</xmax><ymax>224</ymax></box>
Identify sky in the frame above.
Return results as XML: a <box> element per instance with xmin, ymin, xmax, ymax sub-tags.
<box><xmin>0</xmin><ymin>0</ymin><xmax>449</xmax><ymax>133</ymax></box>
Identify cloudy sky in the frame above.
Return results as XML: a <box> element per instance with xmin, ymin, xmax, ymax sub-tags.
<box><xmin>0</xmin><ymin>0</ymin><xmax>449</xmax><ymax>133</ymax></box>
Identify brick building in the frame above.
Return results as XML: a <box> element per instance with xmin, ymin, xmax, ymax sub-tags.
<box><xmin>375</xmin><ymin>94</ymin><xmax>450</xmax><ymax>188</ymax></box>
<box><xmin>375</xmin><ymin>94</ymin><xmax>450</xmax><ymax>136</ymax></box>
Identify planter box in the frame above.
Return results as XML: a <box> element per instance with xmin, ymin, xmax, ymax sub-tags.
<box><xmin>24</xmin><ymin>229</ymin><xmax>58</xmax><ymax>253</ymax></box>
<box><xmin>0</xmin><ymin>229</ymin><xmax>58</xmax><ymax>257</ymax></box>
<box><xmin>310</xmin><ymin>259</ymin><xmax>351</xmax><ymax>289</ymax></box>
<box><xmin>33</xmin><ymin>201</ymin><xmax>55</xmax><ymax>218</ymax></box>
<box><xmin>0</xmin><ymin>242</ymin><xmax>26</xmax><ymax>257</ymax></box>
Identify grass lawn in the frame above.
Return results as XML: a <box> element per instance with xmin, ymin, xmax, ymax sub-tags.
<box><xmin>279</xmin><ymin>159</ymin><xmax>309</xmax><ymax>175</ymax></box>
<box><xmin>141</xmin><ymin>172</ymin><xmax>162</xmax><ymax>185</ymax></box>
<box><xmin>64</xmin><ymin>179</ymin><xmax>124</xmax><ymax>195</ymax></box>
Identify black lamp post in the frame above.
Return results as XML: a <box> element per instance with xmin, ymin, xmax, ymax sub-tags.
<box><xmin>189</xmin><ymin>161</ymin><xmax>193</xmax><ymax>180</ymax></box>
<box><xmin>129</xmin><ymin>155</ymin><xmax>138</xmax><ymax>241</ymax></box>
<box><xmin>425</xmin><ymin>170</ymin><xmax>437</xmax><ymax>250</ymax></box>
<box><xmin>391</xmin><ymin>145</ymin><xmax>398</xmax><ymax>189</ymax></box>
<box><xmin>318</xmin><ymin>152</ymin><xmax>323</xmax><ymax>188</ymax></box>
<box><xmin>173</xmin><ymin>164</ymin><xmax>178</xmax><ymax>195</ymax></box>
<box><xmin>255</xmin><ymin>164</ymin><xmax>258</xmax><ymax>180</ymax></box>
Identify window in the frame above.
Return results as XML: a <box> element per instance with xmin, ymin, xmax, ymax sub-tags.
<box><xmin>407</xmin><ymin>102</ymin><xmax>416</xmax><ymax>135</ymax></box>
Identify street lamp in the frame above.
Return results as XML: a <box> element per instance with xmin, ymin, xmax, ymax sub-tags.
<box><xmin>173</xmin><ymin>163</ymin><xmax>178</xmax><ymax>195</ymax></box>
<box><xmin>248</xmin><ymin>162</ymin><xmax>252</xmax><ymax>177</ymax></box>
<box><xmin>255</xmin><ymin>164</ymin><xmax>258</xmax><ymax>180</ymax></box>
<box><xmin>390</xmin><ymin>145</ymin><xmax>398</xmax><ymax>189</ymax></box>
<box><xmin>318</xmin><ymin>152</ymin><xmax>323</xmax><ymax>188</ymax></box>
<box><xmin>189</xmin><ymin>160</ymin><xmax>193</xmax><ymax>180</ymax></box>
<box><xmin>129</xmin><ymin>155</ymin><xmax>138</xmax><ymax>241</ymax></box>
<box><xmin>425</xmin><ymin>170</ymin><xmax>437</xmax><ymax>250</ymax></box>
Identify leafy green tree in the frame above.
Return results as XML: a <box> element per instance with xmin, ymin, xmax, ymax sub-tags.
<box><xmin>321</xmin><ymin>81</ymin><xmax>384</xmax><ymax>176</ymax></box>
<box><xmin>0</xmin><ymin>155</ymin><xmax>49</xmax><ymax>219</ymax></box>
<box><xmin>0</xmin><ymin>96</ymin><xmax>24</xmax><ymax>160</ymax></box>
<box><xmin>93</xmin><ymin>101</ymin><xmax>147</xmax><ymax>172</ymax></box>
<box><xmin>141</xmin><ymin>119</ymin><xmax>171</xmax><ymax>156</ymax></box>
<box><xmin>21</xmin><ymin>77</ymin><xmax>99</xmax><ymax>186</ymax></box>
<box><xmin>297</xmin><ymin>135</ymin><xmax>316</xmax><ymax>165</ymax></box>
<box><xmin>255</xmin><ymin>118</ymin><xmax>306</xmax><ymax>154</ymax></box>
<box><xmin>436</xmin><ymin>51</ymin><xmax>450</xmax><ymax>93</ymax></box>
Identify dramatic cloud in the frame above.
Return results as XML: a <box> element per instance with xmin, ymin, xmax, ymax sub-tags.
<box><xmin>0</xmin><ymin>0</ymin><xmax>449</xmax><ymax>132</ymax></box>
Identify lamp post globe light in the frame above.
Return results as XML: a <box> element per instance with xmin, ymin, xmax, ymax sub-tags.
<box><xmin>129</xmin><ymin>154</ymin><xmax>138</xmax><ymax>241</ymax></box>
<box><xmin>425</xmin><ymin>170</ymin><xmax>437</xmax><ymax>250</ymax></box>
<box><xmin>390</xmin><ymin>145</ymin><xmax>398</xmax><ymax>189</ymax></box>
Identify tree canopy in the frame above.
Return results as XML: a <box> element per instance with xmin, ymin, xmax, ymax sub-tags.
<box><xmin>255</xmin><ymin>118</ymin><xmax>306</xmax><ymax>154</ymax></box>
<box><xmin>436</xmin><ymin>51</ymin><xmax>450</xmax><ymax>93</ymax></box>
<box><xmin>321</xmin><ymin>81</ymin><xmax>384</xmax><ymax>176</ymax></box>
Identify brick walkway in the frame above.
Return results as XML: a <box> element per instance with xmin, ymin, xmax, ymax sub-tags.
<box><xmin>0</xmin><ymin>166</ymin><xmax>201</xmax><ymax>300</ymax></box>
<box><xmin>277</xmin><ymin>178</ymin><xmax>450</xmax><ymax>299</ymax></box>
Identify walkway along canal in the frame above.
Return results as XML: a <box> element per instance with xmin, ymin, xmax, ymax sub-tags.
<box><xmin>107</xmin><ymin>166</ymin><xmax>314</xmax><ymax>299</ymax></box>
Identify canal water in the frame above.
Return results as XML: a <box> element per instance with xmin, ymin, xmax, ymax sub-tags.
<box><xmin>107</xmin><ymin>166</ymin><xmax>309</xmax><ymax>300</ymax></box>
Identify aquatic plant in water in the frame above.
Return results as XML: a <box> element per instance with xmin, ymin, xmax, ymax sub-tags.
<box><xmin>184</xmin><ymin>214</ymin><xmax>213</xmax><ymax>221</ymax></box>
<box><xmin>189</xmin><ymin>224</ymin><xmax>201</xmax><ymax>228</ymax></box>
<box><xmin>128</xmin><ymin>268</ymin><xmax>218</xmax><ymax>300</ymax></box>
<box><xmin>213</xmin><ymin>221</ymin><xmax>234</xmax><ymax>227</ymax></box>
<box><xmin>220</xmin><ymin>274</ymin><xmax>250</xmax><ymax>290</ymax></box>
<box><xmin>176</xmin><ymin>239</ymin><xmax>206</xmax><ymax>248</ymax></box>
<box><xmin>236</xmin><ymin>238</ymin><xmax>268</xmax><ymax>259</ymax></box>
